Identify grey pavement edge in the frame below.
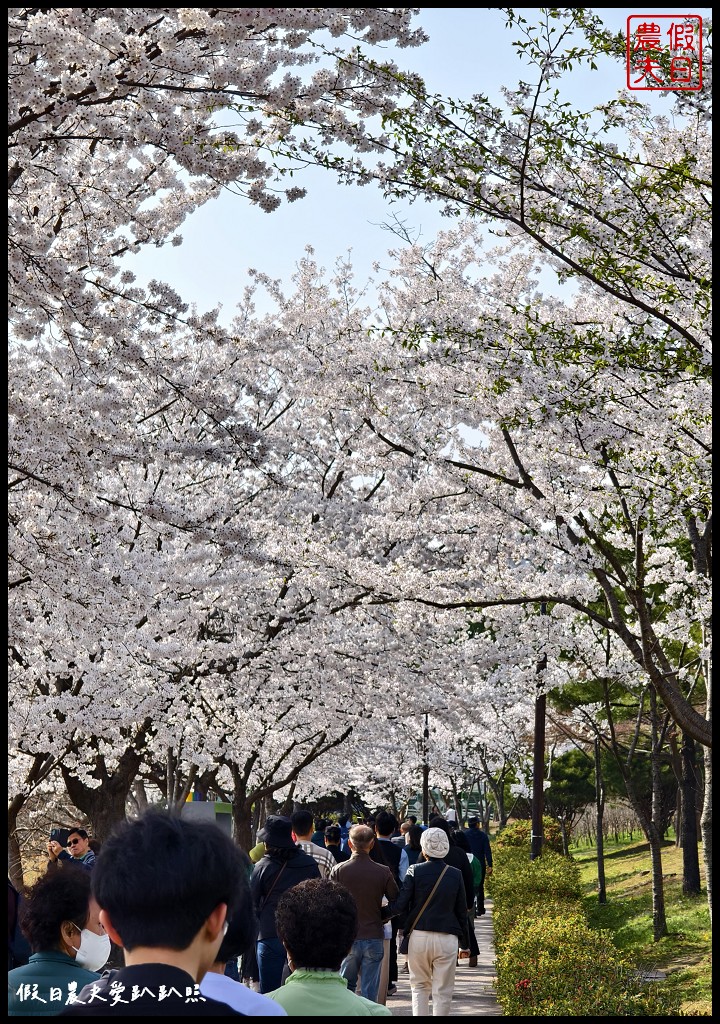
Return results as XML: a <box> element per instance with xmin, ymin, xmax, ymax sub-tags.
<box><xmin>386</xmin><ymin>899</ymin><xmax>502</xmax><ymax>1016</ymax></box>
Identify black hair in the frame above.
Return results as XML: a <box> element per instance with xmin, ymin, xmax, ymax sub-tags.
<box><xmin>19</xmin><ymin>867</ymin><xmax>92</xmax><ymax>952</ymax></box>
<box><xmin>265</xmin><ymin>845</ymin><xmax>300</xmax><ymax>862</ymax></box>
<box><xmin>275</xmin><ymin>879</ymin><xmax>357</xmax><ymax>969</ymax></box>
<box><xmin>67</xmin><ymin>827</ymin><xmax>89</xmax><ymax>841</ymax></box>
<box><xmin>214</xmin><ymin>881</ymin><xmax>257</xmax><ymax>964</ymax></box>
<box><xmin>407</xmin><ymin>824</ymin><xmax>424</xmax><ymax>851</ymax></box>
<box><xmin>324</xmin><ymin>825</ymin><xmax>341</xmax><ymax>844</ymax></box>
<box><xmin>92</xmin><ymin>809</ymin><xmax>248</xmax><ymax>952</ymax></box>
<box><xmin>290</xmin><ymin>809</ymin><xmax>314</xmax><ymax>835</ymax></box>
<box><xmin>374</xmin><ymin>810</ymin><xmax>397</xmax><ymax>837</ymax></box>
<box><xmin>452</xmin><ymin>828</ymin><xmax>471</xmax><ymax>853</ymax></box>
<box><xmin>429</xmin><ymin>815</ymin><xmax>452</xmax><ymax>837</ymax></box>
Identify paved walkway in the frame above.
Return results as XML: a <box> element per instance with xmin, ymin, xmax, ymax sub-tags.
<box><xmin>386</xmin><ymin>900</ymin><xmax>502</xmax><ymax>1016</ymax></box>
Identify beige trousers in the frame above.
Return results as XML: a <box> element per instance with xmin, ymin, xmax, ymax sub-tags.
<box><xmin>407</xmin><ymin>929</ymin><xmax>458</xmax><ymax>1016</ymax></box>
<box><xmin>377</xmin><ymin>936</ymin><xmax>391</xmax><ymax>1004</ymax></box>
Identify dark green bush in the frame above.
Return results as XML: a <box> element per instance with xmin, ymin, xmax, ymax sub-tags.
<box><xmin>494</xmin><ymin>815</ymin><xmax>565</xmax><ymax>854</ymax></box>
<box><xmin>491</xmin><ymin>847</ymin><xmax>582</xmax><ymax>947</ymax></box>
<box><xmin>491</xmin><ymin>842</ymin><xmax>681</xmax><ymax>1015</ymax></box>
<box><xmin>496</xmin><ymin>911</ymin><xmax>681</xmax><ymax>1015</ymax></box>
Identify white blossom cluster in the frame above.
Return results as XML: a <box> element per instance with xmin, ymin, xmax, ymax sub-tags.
<box><xmin>9</xmin><ymin>8</ymin><xmax>425</xmax><ymax>344</ymax></box>
<box><xmin>8</xmin><ymin>10</ymin><xmax>711</xmax><ymax>834</ymax></box>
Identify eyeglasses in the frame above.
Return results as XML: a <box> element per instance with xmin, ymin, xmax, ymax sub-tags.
<box><xmin>67</xmin><ymin>838</ymin><xmax>83</xmax><ymax>847</ymax></box>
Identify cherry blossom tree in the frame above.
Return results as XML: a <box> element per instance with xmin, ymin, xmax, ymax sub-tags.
<box><xmin>9</xmin><ymin>7</ymin><xmax>425</xmax><ymax>338</ymax></box>
<box><xmin>8</xmin><ymin>10</ymin><xmax>711</xmax><ymax>917</ymax></box>
<box><xmin>262</xmin><ymin>6</ymin><xmax>711</xmax><ymax>753</ymax></box>
<box><xmin>225</xmin><ymin>226</ymin><xmax>710</xmax><ymax>901</ymax></box>
<box><xmin>8</xmin><ymin>6</ymin><xmax>429</xmax><ymax>852</ymax></box>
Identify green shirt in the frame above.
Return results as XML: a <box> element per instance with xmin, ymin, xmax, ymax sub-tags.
<box><xmin>467</xmin><ymin>852</ymin><xmax>484</xmax><ymax>887</ymax></box>
<box><xmin>265</xmin><ymin>968</ymin><xmax>392</xmax><ymax>1016</ymax></box>
<box><xmin>9</xmin><ymin>951</ymin><xmax>101</xmax><ymax>1016</ymax></box>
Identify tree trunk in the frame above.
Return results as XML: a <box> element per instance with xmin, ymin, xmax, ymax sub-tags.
<box><xmin>229</xmin><ymin>768</ymin><xmax>254</xmax><ymax>851</ymax></box>
<box><xmin>8</xmin><ymin>753</ymin><xmax>62</xmax><ymax>887</ymax></box>
<box><xmin>491</xmin><ymin>775</ymin><xmax>508</xmax><ymax>828</ymax></box>
<box><xmin>60</xmin><ymin>736</ymin><xmax>148</xmax><ymax>841</ymax></box>
<box><xmin>449</xmin><ymin>779</ymin><xmax>462</xmax><ymax>825</ymax></box>
<box><xmin>232</xmin><ymin>805</ymin><xmax>254</xmax><ymax>851</ymax></box>
<box><xmin>129</xmin><ymin>779</ymin><xmax>150</xmax><ymax>815</ymax></box>
<box><xmin>559</xmin><ymin>817</ymin><xmax>569</xmax><ymax>857</ymax></box>
<box><xmin>647</xmin><ymin>821</ymin><xmax>668</xmax><ymax>941</ymax></box>
<box><xmin>422</xmin><ymin>713</ymin><xmax>430</xmax><ymax>826</ymax></box>
<box><xmin>602</xmin><ymin>678</ymin><xmax>667</xmax><ymax>938</ymax></box>
<box><xmin>594</xmin><ymin>738</ymin><xmax>607</xmax><ymax>904</ymax></box>
<box><xmin>8</xmin><ymin>794</ymin><xmax>26</xmax><ymax>891</ymax></box>
<box><xmin>700</xmin><ymin>732</ymin><xmax>712</xmax><ymax>925</ymax></box>
<box><xmin>680</xmin><ymin>731</ymin><xmax>701</xmax><ymax>896</ymax></box>
<box><xmin>649</xmin><ymin>688</ymin><xmax>669</xmax><ymax>941</ymax></box>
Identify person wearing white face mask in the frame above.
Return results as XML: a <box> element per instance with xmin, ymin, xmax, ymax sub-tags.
<box><xmin>58</xmin><ymin>809</ymin><xmax>250</xmax><ymax>1016</ymax></box>
<box><xmin>8</xmin><ymin>868</ymin><xmax>109</xmax><ymax>1016</ymax></box>
<box><xmin>66</xmin><ymin>916</ymin><xmax>112</xmax><ymax>973</ymax></box>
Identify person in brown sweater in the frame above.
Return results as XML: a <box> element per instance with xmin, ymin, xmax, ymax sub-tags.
<box><xmin>329</xmin><ymin>825</ymin><xmax>399</xmax><ymax>1003</ymax></box>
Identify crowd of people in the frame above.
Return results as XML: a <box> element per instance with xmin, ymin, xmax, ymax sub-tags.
<box><xmin>8</xmin><ymin>805</ymin><xmax>493</xmax><ymax>1017</ymax></box>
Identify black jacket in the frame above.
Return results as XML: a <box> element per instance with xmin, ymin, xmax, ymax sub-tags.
<box><xmin>370</xmin><ymin>836</ymin><xmax>402</xmax><ymax>885</ymax></box>
<box><xmin>386</xmin><ymin>859</ymin><xmax>470</xmax><ymax>948</ymax></box>
<box><xmin>58</xmin><ymin>964</ymin><xmax>246</xmax><ymax>1015</ymax></box>
<box><xmin>443</xmin><ymin>844</ymin><xmax>476</xmax><ymax>909</ymax></box>
<box><xmin>250</xmin><ymin>849</ymin><xmax>320</xmax><ymax>940</ymax></box>
<box><xmin>464</xmin><ymin>826</ymin><xmax>493</xmax><ymax>868</ymax></box>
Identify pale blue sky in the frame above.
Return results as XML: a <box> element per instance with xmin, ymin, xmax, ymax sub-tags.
<box><xmin>123</xmin><ymin>7</ymin><xmax>709</xmax><ymax>319</ymax></box>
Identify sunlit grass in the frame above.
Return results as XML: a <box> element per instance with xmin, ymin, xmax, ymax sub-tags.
<box><xmin>572</xmin><ymin>834</ymin><xmax>711</xmax><ymax>1015</ymax></box>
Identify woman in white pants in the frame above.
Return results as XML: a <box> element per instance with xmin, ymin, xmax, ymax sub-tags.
<box><xmin>386</xmin><ymin>828</ymin><xmax>470</xmax><ymax>1016</ymax></box>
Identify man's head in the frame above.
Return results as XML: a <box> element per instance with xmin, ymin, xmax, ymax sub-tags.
<box><xmin>290</xmin><ymin>808</ymin><xmax>314</xmax><ymax>841</ymax></box>
<box><xmin>467</xmin><ymin>816</ymin><xmax>480</xmax><ymax>829</ymax></box>
<box><xmin>92</xmin><ymin>809</ymin><xmax>248</xmax><ymax>968</ymax></box>
<box><xmin>452</xmin><ymin>828</ymin><xmax>471</xmax><ymax>853</ymax></box>
<box><xmin>374</xmin><ymin>810</ymin><xmax>397</xmax><ymax>838</ymax></box>
<box><xmin>348</xmin><ymin>824</ymin><xmax>375</xmax><ymax>853</ymax></box>
<box><xmin>324</xmin><ymin>824</ymin><xmax>342</xmax><ymax>846</ymax></box>
<box><xmin>66</xmin><ymin>828</ymin><xmax>91</xmax><ymax>859</ymax></box>
<box><xmin>429</xmin><ymin>815</ymin><xmax>453</xmax><ymax>838</ymax></box>
<box><xmin>275</xmin><ymin>879</ymin><xmax>357</xmax><ymax>970</ymax></box>
<box><xmin>407</xmin><ymin>824</ymin><xmax>424</xmax><ymax>850</ymax></box>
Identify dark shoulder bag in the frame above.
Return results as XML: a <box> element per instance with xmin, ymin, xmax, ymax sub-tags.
<box><xmin>398</xmin><ymin>865</ymin><xmax>448</xmax><ymax>955</ymax></box>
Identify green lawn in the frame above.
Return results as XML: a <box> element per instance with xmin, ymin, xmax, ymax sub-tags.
<box><xmin>572</xmin><ymin>834</ymin><xmax>711</xmax><ymax>1015</ymax></box>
